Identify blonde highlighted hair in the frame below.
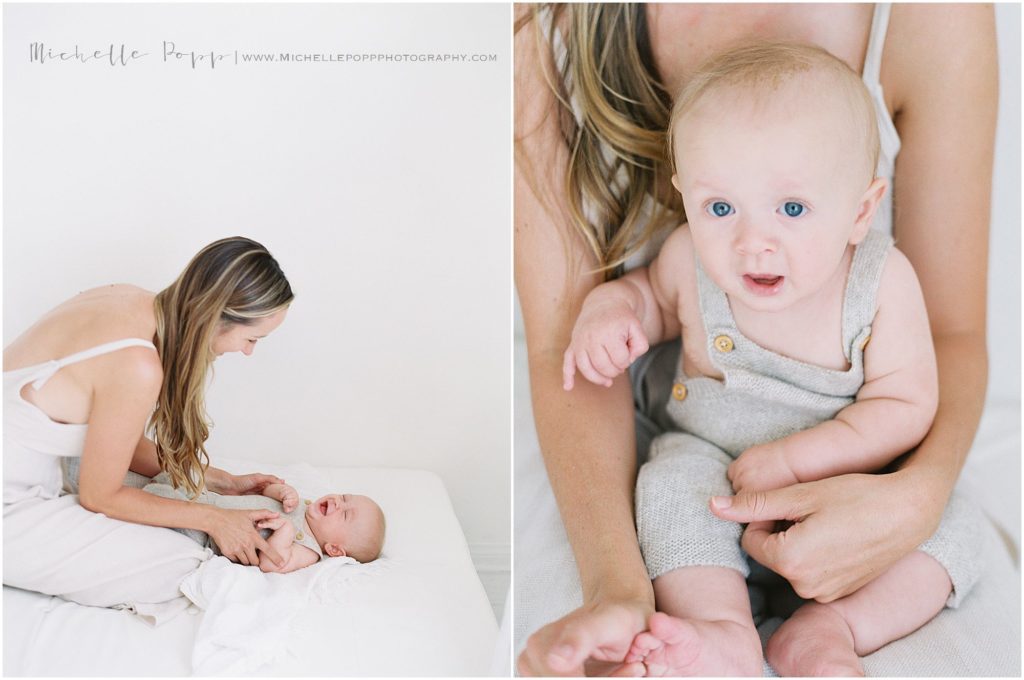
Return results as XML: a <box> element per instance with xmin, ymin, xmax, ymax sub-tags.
<box><xmin>668</xmin><ymin>41</ymin><xmax>880</xmax><ymax>180</ymax></box>
<box><xmin>151</xmin><ymin>237</ymin><xmax>293</xmax><ymax>498</ymax></box>
<box><xmin>517</xmin><ymin>4</ymin><xmax>682</xmax><ymax>280</ymax></box>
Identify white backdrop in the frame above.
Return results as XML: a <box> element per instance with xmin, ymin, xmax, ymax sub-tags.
<box><xmin>3</xmin><ymin>3</ymin><xmax>511</xmax><ymax>612</ymax></box>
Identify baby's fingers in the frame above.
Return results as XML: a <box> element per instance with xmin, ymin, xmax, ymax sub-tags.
<box><xmin>588</xmin><ymin>346</ymin><xmax>622</xmax><ymax>382</ymax></box>
<box><xmin>562</xmin><ymin>348</ymin><xmax>578</xmax><ymax>391</ymax></box>
<box><xmin>576</xmin><ymin>351</ymin><xmax>613</xmax><ymax>388</ymax></box>
<box><xmin>625</xmin><ymin>321</ymin><xmax>650</xmax><ymax>363</ymax></box>
<box><xmin>605</xmin><ymin>338</ymin><xmax>633</xmax><ymax>372</ymax></box>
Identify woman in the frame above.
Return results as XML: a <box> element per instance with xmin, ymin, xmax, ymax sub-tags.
<box><xmin>515</xmin><ymin>4</ymin><xmax>999</xmax><ymax>675</ymax></box>
<box><xmin>4</xmin><ymin>237</ymin><xmax>294</xmax><ymax>616</ymax></box>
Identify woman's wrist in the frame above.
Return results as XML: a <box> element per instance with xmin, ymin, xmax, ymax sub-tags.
<box><xmin>197</xmin><ymin>503</ymin><xmax>225</xmax><ymax>534</ymax></box>
<box><xmin>203</xmin><ymin>466</ymin><xmax>232</xmax><ymax>494</ymax></box>
<box><xmin>582</xmin><ymin>561</ymin><xmax>655</xmax><ymax>613</ymax></box>
<box><xmin>889</xmin><ymin>459</ymin><xmax>952</xmax><ymax>535</ymax></box>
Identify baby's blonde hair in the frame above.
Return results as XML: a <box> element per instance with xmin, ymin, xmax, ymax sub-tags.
<box><xmin>348</xmin><ymin>503</ymin><xmax>386</xmax><ymax>563</ymax></box>
<box><xmin>668</xmin><ymin>41</ymin><xmax>880</xmax><ymax>182</ymax></box>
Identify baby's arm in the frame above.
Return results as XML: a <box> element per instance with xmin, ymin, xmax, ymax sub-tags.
<box><xmin>256</xmin><ymin>517</ymin><xmax>320</xmax><ymax>573</ymax></box>
<box><xmin>261</xmin><ymin>482</ymin><xmax>299</xmax><ymax>512</ymax></box>
<box><xmin>730</xmin><ymin>249</ymin><xmax>939</xmax><ymax>493</ymax></box>
<box><xmin>563</xmin><ymin>227</ymin><xmax>687</xmax><ymax>388</ymax></box>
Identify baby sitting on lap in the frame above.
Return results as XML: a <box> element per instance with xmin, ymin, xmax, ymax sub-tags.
<box><xmin>144</xmin><ymin>473</ymin><xmax>385</xmax><ymax>573</ymax></box>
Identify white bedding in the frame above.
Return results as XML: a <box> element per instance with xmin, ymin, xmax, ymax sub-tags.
<box><xmin>3</xmin><ymin>458</ymin><xmax>498</xmax><ymax>676</ymax></box>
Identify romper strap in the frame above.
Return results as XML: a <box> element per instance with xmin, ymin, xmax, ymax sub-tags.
<box><xmin>862</xmin><ymin>4</ymin><xmax>892</xmax><ymax>85</ymax></box>
<box><xmin>693</xmin><ymin>252</ymin><xmax>734</xmax><ymax>334</ymax></box>
<box><xmin>841</xmin><ymin>230</ymin><xmax>894</xmax><ymax>361</ymax></box>
<box><xmin>30</xmin><ymin>338</ymin><xmax>157</xmax><ymax>390</ymax></box>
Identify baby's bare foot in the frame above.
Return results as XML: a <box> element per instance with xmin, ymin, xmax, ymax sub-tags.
<box><xmin>766</xmin><ymin>602</ymin><xmax>863</xmax><ymax>676</ymax></box>
<box><xmin>623</xmin><ymin>612</ymin><xmax>762</xmax><ymax>677</ymax></box>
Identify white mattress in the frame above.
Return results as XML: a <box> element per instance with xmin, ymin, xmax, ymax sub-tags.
<box><xmin>3</xmin><ymin>458</ymin><xmax>498</xmax><ymax>676</ymax></box>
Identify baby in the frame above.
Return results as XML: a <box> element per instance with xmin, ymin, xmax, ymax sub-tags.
<box><xmin>144</xmin><ymin>473</ymin><xmax>385</xmax><ymax>573</ymax></box>
<box><xmin>563</xmin><ymin>42</ymin><xmax>980</xmax><ymax>676</ymax></box>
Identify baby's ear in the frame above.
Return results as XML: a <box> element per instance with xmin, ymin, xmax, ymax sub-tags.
<box><xmin>671</xmin><ymin>174</ymin><xmax>681</xmax><ymax>193</ymax></box>
<box><xmin>324</xmin><ymin>543</ymin><xmax>347</xmax><ymax>558</ymax></box>
<box><xmin>850</xmin><ymin>177</ymin><xmax>888</xmax><ymax>245</ymax></box>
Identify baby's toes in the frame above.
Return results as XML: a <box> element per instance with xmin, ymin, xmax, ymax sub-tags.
<box><xmin>625</xmin><ymin>632</ymin><xmax>662</xmax><ymax>663</ymax></box>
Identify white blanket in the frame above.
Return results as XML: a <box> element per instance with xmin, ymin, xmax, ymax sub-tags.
<box><xmin>180</xmin><ymin>554</ymin><xmax>384</xmax><ymax>674</ymax></box>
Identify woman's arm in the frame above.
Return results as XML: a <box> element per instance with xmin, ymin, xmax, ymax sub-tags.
<box><xmin>711</xmin><ymin>5</ymin><xmax>998</xmax><ymax>601</ymax></box>
<box><xmin>515</xmin><ymin>7</ymin><xmax>652</xmax><ymax>676</ymax></box>
<box><xmin>131</xmin><ymin>423</ymin><xmax>284</xmax><ymax>496</ymax></box>
<box><xmin>884</xmin><ymin>2</ymin><xmax>996</xmax><ymax>490</ymax></box>
<box><xmin>129</xmin><ymin>435</ymin><xmax>162</xmax><ymax>477</ymax></box>
<box><xmin>77</xmin><ymin>348</ymin><xmax>284</xmax><ymax>567</ymax></box>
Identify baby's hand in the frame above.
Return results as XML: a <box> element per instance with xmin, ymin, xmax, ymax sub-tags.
<box><xmin>277</xmin><ymin>484</ymin><xmax>299</xmax><ymax>512</ymax></box>
<box><xmin>256</xmin><ymin>516</ymin><xmax>288</xmax><ymax>532</ymax></box>
<box><xmin>728</xmin><ymin>442</ymin><xmax>800</xmax><ymax>494</ymax></box>
<box><xmin>263</xmin><ymin>482</ymin><xmax>300</xmax><ymax>512</ymax></box>
<box><xmin>562</xmin><ymin>299</ymin><xmax>649</xmax><ymax>390</ymax></box>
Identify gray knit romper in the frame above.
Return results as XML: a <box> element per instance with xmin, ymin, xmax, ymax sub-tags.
<box><xmin>143</xmin><ymin>473</ymin><xmax>324</xmax><ymax>561</ymax></box>
<box><xmin>634</xmin><ymin>230</ymin><xmax>982</xmax><ymax>608</ymax></box>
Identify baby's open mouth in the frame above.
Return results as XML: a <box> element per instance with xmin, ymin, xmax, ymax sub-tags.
<box><xmin>743</xmin><ymin>274</ymin><xmax>784</xmax><ymax>295</ymax></box>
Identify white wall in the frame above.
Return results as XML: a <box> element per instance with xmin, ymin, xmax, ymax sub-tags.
<box><xmin>989</xmin><ymin>2</ymin><xmax>1021</xmax><ymax>405</ymax></box>
<box><xmin>3</xmin><ymin>3</ymin><xmax>510</xmax><ymax>611</ymax></box>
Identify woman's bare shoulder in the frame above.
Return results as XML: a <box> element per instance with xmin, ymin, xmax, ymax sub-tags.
<box><xmin>5</xmin><ymin>284</ymin><xmax>158</xmax><ymax>370</ymax></box>
<box><xmin>884</xmin><ymin>4</ymin><xmax>996</xmax><ymax>113</ymax></box>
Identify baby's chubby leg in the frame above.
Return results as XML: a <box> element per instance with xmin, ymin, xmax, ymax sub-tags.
<box><xmin>766</xmin><ymin>550</ymin><xmax>951</xmax><ymax>676</ymax></box>
<box><xmin>621</xmin><ymin>566</ymin><xmax>763</xmax><ymax>677</ymax></box>
<box><xmin>628</xmin><ymin>433</ymin><xmax>763</xmax><ymax>675</ymax></box>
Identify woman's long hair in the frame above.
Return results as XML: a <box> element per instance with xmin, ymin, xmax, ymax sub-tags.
<box><xmin>151</xmin><ymin>237</ymin><xmax>293</xmax><ymax>497</ymax></box>
<box><xmin>517</xmin><ymin>4</ymin><xmax>683</xmax><ymax>279</ymax></box>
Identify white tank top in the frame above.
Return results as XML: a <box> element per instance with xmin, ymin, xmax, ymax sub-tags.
<box><xmin>3</xmin><ymin>338</ymin><xmax>157</xmax><ymax>505</ymax></box>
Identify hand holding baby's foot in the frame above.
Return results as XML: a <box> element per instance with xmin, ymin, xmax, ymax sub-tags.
<box><xmin>623</xmin><ymin>613</ymin><xmax>762</xmax><ymax>677</ymax></box>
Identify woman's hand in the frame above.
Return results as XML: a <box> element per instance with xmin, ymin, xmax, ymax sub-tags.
<box><xmin>518</xmin><ymin>597</ymin><xmax>651</xmax><ymax>677</ymax></box>
<box><xmin>205</xmin><ymin>466</ymin><xmax>285</xmax><ymax>496</ymax></box>
<box><xmin>206</xmin><ymin>507</ymin><xmax>285</xmax><ymax>567</ymax></box>
<box><xmin>710</xmin><ymin>468</ymin><xmax>944</xmax><ymax>602</ymax></box>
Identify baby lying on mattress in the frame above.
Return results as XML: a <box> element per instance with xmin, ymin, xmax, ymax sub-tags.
<box><xmin>144</xmin><ymin>473</ymin><xmax>385</xmax><ymax>573</ymax></box>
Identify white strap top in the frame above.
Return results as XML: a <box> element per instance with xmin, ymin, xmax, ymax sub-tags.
<box><xmin>20</xmin><ymin>338</ymin><xmax>158</xmax><ymax>391</ymax></box>
<box><xmin>863</xmin><ymin>3</ymin><xmax>900</xmax><ymax>237</ymax></box>
<box><xmin>4</xmin><ymin>338</ymin><xmax>158</xmax><ymax>504</ymax></box>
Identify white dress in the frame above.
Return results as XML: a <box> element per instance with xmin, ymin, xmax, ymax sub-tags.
<box><xmin>3</xmin><ymin>338</ymin><xmax>211</xmax><ymax>625</ymax></box>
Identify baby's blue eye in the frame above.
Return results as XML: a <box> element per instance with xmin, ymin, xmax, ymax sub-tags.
<box><xmin>708</xmin><ymin>201</ymin><xmax>734</xmax><ymax>217</ymax></box>
<box><xmin>782</xmin><ymin>202</ymin><xmax>806</xmax><ymax>217</ymax></box>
